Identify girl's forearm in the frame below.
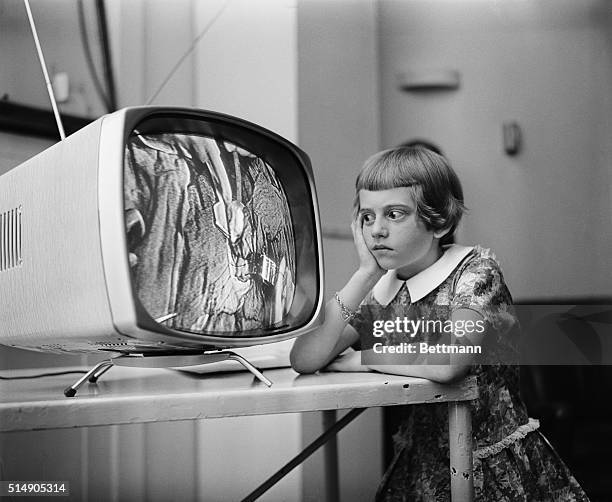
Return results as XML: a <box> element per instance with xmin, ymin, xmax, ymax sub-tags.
<box><xmin>290</xmin><ymin>269</ymin><xmax>382</xmax><ymax>373</ymax></box>
<box><xmin>337</xmin><ymin>268</ymin><xmax>382</xmax><ymax>311</ymax></box>
<box><xmin>367</xmin><ymin>363</ymin><xmax>470</xmax><ymax>384</ymax></box>
<box><xmin>366</xmin><ymin>309</ymin><xmax>483</xmax><ymax>383</ymax></box>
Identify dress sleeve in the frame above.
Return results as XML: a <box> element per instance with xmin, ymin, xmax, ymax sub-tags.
<box><xmin>450</xmin><ymin>252</ymin><xmax>517</xmax><ymax>335</ymax></box>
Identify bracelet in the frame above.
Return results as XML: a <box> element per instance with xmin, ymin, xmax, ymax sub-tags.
<box><xmin>334</xmin><ymin>292</ymin><xmax>357</xmax><ymax>323</ymax></box>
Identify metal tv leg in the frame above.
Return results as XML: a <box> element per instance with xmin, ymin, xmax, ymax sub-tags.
<box><xmin>88</xmin><ymin>361</ymin><xmax>115</xmax><ymax>383</ymax></box>
<box><xmin>225</xmin><ymin>351</ymin><xmax>273</xmax><ymax>387</ymax></box>
<box><xmin>62</xmin><ymin>349</ymin><xmax>273</xmax><ymax>397</ymax></box>
<box><xmin>64</xmin><ymin>360</ymin><xmax>114</xmax><ymax>397</ymax></box>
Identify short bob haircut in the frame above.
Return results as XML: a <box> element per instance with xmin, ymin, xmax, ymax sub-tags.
<box><xmin>354</xmin><ymin>146</ymin><xmax>466</xmax><ymax>246</ymax></box>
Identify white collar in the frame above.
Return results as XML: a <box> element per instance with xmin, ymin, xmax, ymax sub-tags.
<box><xmin>372</xmin><ymin>244</ymin><xmax>474</xmax><ymax>306</ymax></box>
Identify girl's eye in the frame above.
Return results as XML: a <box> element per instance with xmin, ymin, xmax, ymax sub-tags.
<box><xmin>387</xmin><ymin>210</ymin><xmax>406</xmax><ymax>220</ymax></box>
<box><xmin>361</xmin><ymin>213</ymin><xmax>375</xmax><ymax>224</ymax></box>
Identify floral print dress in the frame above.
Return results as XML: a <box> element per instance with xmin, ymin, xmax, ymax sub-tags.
<box><xmin>350</xmin><ymin>245</ymin><xmax>589</xmax><ymax>502</ymax></box>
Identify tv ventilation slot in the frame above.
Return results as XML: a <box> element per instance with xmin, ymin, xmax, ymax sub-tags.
<box><xmin>0</xmin><ymin>206</ymin><xmax>22</xmax><ymax>272</ymax></box>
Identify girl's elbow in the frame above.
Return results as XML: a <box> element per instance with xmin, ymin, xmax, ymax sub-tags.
<box><xmin>290</xmin><ymin>359</ymin><xmax>318</xmax><ymax>375</ymax></box>
<box><xmin>433</xmin><ymin>365</ymin><xmax>470</xmax><ymax>384</ymax></box>
<box><xmin>289</xmin><ymin>348</ymin><xmax>320</xmax><ymax>375</ymax></box>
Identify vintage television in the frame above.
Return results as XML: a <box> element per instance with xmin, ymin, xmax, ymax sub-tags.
<box><xmin>0</xmin><ymin>107</ymin><xmax>324</xmax><ymax>395</ymax></box>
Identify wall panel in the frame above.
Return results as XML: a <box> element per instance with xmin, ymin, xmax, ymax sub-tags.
<box><xmin>378</xmin><ymin>0</ymin><xmax>612</xmax><ymax>300</ymax></box>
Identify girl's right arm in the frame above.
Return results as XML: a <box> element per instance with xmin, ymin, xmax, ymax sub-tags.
<box><xmin>290</xmin><ymin>219</ymin><xmax>384</xmax><ymax>374</ymax></box>
<box><xmin>290</xmin><ymin>269</ymin><xmax>381</xmax><ymax>374</ymax></box>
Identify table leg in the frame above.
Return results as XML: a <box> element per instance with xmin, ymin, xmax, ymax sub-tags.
<box><xmin>448</xmin><ymin>401</ymin><xmax>474</xmax><ymax>501</ymax></box>
<box><xmin>322</xmin><ymin>410</ymin><xmax>339</xmax><ymax>502</ymax></box>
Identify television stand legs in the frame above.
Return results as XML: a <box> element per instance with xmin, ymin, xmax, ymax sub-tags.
<box><xmin>64</xmin><ymin>350</ymin><xmax>273</xmax><ymax>397</ymax></box>
<box><xmin>64</xmin><ymin>360</ymin><xmax>115</xmax><ymax>397</ymax></box>
<box><xmin>224</xmin><ymin>352</ymin><xmax>273</xmax><ymax>387</ymax></box>
<box><xmin>89</xmin><ymin>361</ymin><xmax>115</xmax><ymax>383</ymax></box>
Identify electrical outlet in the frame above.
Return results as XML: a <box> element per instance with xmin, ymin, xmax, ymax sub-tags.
<box><xmin>51</xmin><ymin>72</ymin><xmax>69</xmax><ymax>103</ymax></box>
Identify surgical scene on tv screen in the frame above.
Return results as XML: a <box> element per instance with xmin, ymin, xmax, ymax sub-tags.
<box><xmin>124</xmin><ymin>132</ymin><xmax>296</xmax><ymax>335</ymax></box>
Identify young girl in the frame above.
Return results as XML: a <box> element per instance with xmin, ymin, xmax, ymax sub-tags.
<box><xmin>290</xmin><ymin>146</ymin><xmax>589</xmax><ymax>501</ymax></box>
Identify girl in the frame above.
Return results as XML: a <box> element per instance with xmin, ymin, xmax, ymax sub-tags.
<box><xmin>290</xmin><ymin>146</ymin><xmax>589</xmax><ymax>501</ymax></box>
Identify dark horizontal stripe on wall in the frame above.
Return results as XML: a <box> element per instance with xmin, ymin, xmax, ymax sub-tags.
<box><xmin>0</xmin><ymin>100</ymin><xmax>93</xmax><ymax>140</ymax></box>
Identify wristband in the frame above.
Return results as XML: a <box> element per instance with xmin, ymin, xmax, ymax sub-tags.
<box><xmin>334</xmin><ymin>292</ymin><xmax>357</xmax><ymax>323</ymax></box>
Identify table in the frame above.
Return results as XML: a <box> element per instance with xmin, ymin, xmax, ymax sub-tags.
<box><xmin>0</xmin><ymin>366</ymin><xmax>478</xmax><ymax>501</ymax></box>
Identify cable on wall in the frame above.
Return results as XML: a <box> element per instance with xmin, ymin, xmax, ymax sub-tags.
<box><xmin>145</xmin><ymin>0</ymin><xmax>233</xmax><ymax>105</ymax></box>
<box><xmin>95</xmin><ymin>0</ymin><xmax>117</xmax><ymax>111</ymax></box>
<box><xmin>77</xmin><ymin>0</ymin><xmax>111</xmax><ymax>111</ymax></box>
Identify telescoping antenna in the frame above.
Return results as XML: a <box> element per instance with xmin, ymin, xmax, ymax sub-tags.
<box><xmin>23</xmin><ymin>0</ymin><xmax>66</xmax><ymax>140</ymax></box>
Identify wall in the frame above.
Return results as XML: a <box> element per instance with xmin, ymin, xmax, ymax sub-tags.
<box><xmin>378</xmin><ymin>0</ymin><xmax>612</xmax><ymax>301</ymax></box>
<box><xmin>109</xmin><ymin>0</ymin><xmax>196</xmax><ymax>109</ymax></box>
<box><xmin>0</xmin><ymin>0</ymin><xmax>109</xmax><ymax>117</ymax></box>
<box><xmin>297</xmin><ymin>1</ymin><xmax>383</xmax><ymax>501</ymax></box>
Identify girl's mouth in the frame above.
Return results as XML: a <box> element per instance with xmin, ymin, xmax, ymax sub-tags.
<box><xmin>372</xmin><ymin>244</ymin><xmax>392</xmax><ymax>251</ymax></box>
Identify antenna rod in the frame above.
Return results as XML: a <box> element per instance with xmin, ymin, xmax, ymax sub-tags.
<box><xmin>23</xmin><ymin>0</ymin><xmax>66</xmax><ymax>140</ymax></box>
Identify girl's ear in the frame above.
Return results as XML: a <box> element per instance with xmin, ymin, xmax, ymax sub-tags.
<box><xmin>433</xmin><ymin>227</ymin><xmax>451</xmax><ymax>239</ymax></box>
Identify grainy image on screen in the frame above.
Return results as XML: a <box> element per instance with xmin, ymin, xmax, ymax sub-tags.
<box><xmin>124</xmin><ymin>133</ymin><xmax>296</xmax><ymax>335</ymax></box>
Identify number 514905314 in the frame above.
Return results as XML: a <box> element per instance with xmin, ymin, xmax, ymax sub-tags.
<box><xmin>1</xmin><ymin>481</ymin><xmax>69</xmax><ymax>496</ymax></box>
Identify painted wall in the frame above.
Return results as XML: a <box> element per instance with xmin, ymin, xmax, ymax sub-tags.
<box><xmin>378</xmin><ymin>0</ymin><xmax>612</xmax><ymax>301</ymax></box>
<box><xmin>297</xmin><ymin>1</ymin><xmax>383</xmax><ymax>501</ymax></box>
<box><xmin>0</xmin><ymin>0</ymin><xmax>108</xmax><ymax>117</ymax></box>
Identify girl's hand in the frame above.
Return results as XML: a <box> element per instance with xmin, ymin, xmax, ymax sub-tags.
<box><xmin>351</xmin><ymin>218</ymin><xmax>385</xmax><ymax>280</ymax></box>
<box><xmin>323</xmin><ymin>350</ymin><xmax>372</xmax><ymax>373</ymax></box>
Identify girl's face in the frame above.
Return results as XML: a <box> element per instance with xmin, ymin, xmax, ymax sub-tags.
<box><xmin>358</xmin><ymin>188</ymin><xmax>443</xmax><ymax>279</ymax></box>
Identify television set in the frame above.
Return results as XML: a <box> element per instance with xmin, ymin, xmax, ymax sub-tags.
<box><xmin>0</xmin><ymin>106</ymin><xmax>324</xmax><ymax>394</ymax></box>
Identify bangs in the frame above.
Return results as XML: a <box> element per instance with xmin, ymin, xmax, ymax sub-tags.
<box><xmin>355</xmin><ymin>150</ymin><xmax>418</xmax><ymax>192</ymax></box>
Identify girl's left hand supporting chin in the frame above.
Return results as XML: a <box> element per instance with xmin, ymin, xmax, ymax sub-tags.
<box><xmin>323</xmin><ymin>350</ymin><xmax>372</xmax><ymax>373</ymax></box>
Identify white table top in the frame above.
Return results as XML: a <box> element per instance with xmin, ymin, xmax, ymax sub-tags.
<box><xmin>0</xmin><ymin>366</ymin><xmax>478</xmax><ymax>432</ymax></box>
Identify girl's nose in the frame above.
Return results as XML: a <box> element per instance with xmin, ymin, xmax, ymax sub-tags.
<box><xmin>371</xmin><ymin>220</ymin><xmax>388</xmax><ymax>238</ymax></box>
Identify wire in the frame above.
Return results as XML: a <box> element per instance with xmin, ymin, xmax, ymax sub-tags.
<box><xmin>0</xmin><ymin>370</ymin><xmax>88</xmax><ymax>380</ymax></box>
<box><xmin>146</xmin><ymin>0</ymin><xmax>232</xmax><ymax>105</ymax></box>
<box><xmin>77</xmin><ymin>0</ymin><xmax>111</xmax><ymax>111</ymax></box>
<box><xmin>95</xmin><ymin>0</ymin><xmax>117</xmax><ymax>111</ymax></box>
<box><xmin>23</xmin><ymin>0</ymin><xmax>66</xmax><ymax>140</ymax></box>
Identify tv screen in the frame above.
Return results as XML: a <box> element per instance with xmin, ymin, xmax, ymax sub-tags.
<box><xmin>0</xmin><ymin>107</ymin><xmax>323</xmax><ymax>354</ymax></box>
<box><xmin>125</xmin><ymin>131</ymin><xmax>296</xmax><ymax>335</ymax></box>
